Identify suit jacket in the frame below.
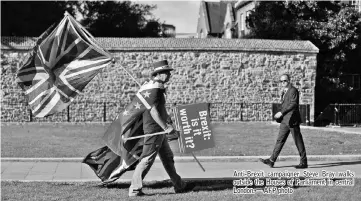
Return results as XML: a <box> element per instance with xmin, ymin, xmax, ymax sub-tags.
<box><xmin>278</xmin><ymin>85</ymin><xmax>302</xmax><ymax>126</ymax></box>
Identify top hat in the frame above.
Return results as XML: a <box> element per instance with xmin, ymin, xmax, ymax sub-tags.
<box><xmin>151</xmin><ymin>60</ymin><xmax>174</xmax><ymax>76</ymax></box>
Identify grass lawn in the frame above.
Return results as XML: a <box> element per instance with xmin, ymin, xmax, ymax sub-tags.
<box><xmin>1</xmin><ymin>179</ymin><xmax>361</xmax><ymax>201</ymax></box>
<box><xmin>1</xmin><ymin>122</ymin><xmax>361</xmax><ymax>158</ymax></box>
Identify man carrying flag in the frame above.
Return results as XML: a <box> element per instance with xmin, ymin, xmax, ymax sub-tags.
<box><xmin>83</xmin><ymin>60</ymin><xmax>195</xmax><ymax>197</ymax></box>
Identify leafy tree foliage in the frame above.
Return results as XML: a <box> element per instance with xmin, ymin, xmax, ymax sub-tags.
<box><xmin>74</xmin><ymin>1</ymin><xmax>163</xmax><ymax>37</ymax></box>
<box><xmin>248</xmin><ymin>1</ymin><xmax>361</xmax><ymax>78</ymax></box>
<box><xmin>247</xmin><ymin>1</ymin><xmax>361</xmax><ymax>119</ymax></box>
<box><xmin>1</xmin><ymin>1</ymin><xmax>76</xmax><ymax>36</ymax></box>
<box><xmin>1</xmin><ymin>1</ymin><xmax>164</xmax><ymax>37</ymax></box>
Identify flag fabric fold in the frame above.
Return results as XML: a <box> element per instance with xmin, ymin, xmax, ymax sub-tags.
<box><xmin>83</xmin><ymin>80</ymin><xmax>166</xmax><ymax>183</ymax></box>
<box><xmin>16</xmin><ymin>12</ymin><xmax>112</xmax><ymax>118</ymax></box>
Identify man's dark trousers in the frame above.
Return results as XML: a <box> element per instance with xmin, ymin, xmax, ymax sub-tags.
<box><xmin>270</xmin><ymin>123</ymin><xmax>307</xmax><ymax>163</ymax></box>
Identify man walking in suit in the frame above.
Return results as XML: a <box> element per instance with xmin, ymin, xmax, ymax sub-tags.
<box><xmin>259</xmin><ymin>74</ymin><xmax>308</xmax><ymax>169</ymax></box>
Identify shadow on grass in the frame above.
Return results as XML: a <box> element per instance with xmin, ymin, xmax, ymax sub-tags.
<box><xmin>308</xmin><ymin>160</ymin><xmax>361</xmax><ymax>168</ymax></box>
<box><xmin>101</xmin><ymin>179</ymin><xmax>234</xmax><ymax>192</ymax></box>
<box><xmin>272</xmin><ymin>165</ymin><xmax>296</xmax><ymax>168</ymax></box>
<box><xmin>268</xmin><ymin>160</ymin><xmax>361</xmax><ymax>169</ymax></box>
<box><xmin>100</xmin><ymin>178</ymin><xmax>312</xmax><ymax>193</ymax></box>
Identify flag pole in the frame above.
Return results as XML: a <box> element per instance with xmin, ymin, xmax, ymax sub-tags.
<box><xmin>191</xmin><ymin>152</ymin><xmax>205</xmax><ymax>172</ymax></box>
<box><xmin>123</xmin><ymin>131</ymin><xmax>168</xmax><ymax>141</ymax></box>
<box><xmin>112</xmin><ymin>60</ymin><xmax>141</xmax><ymax>87</ymax></box>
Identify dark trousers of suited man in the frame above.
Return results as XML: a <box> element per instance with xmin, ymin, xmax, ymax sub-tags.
<box><xmin>261</xmin><ymin>74</ymin><xmax>308</xmax><ymax>168</ymax></box>
<box><xmin>270</xmin><ymin>122</ymin><xmax>307</xmax><ymax>163</ymax></box>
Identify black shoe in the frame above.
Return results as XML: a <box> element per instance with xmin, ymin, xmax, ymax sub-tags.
<box><xmin>129</xmin><ymin>190</ymin><xmax>146</xmax><ymax>197</ymax></box>
<box><xmin>259</xmin><ymin>158</ymin><xmax>274</xmax><ymax>168</ymax></box>
<box><xmin>295</xmin><ymin>163</ymin><xmax>308</xmax><ymax>169</ymax></box>
<box><xmin>175</xmin><ymin>182</ymin><xmax>196</xmax><ymax>193</ymax></box>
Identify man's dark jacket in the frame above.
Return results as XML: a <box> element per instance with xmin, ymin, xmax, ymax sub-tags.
<box><xmin>278</xmin><ymin>85</ymin><xmax>301</xmax><ymax>126</ymax></box>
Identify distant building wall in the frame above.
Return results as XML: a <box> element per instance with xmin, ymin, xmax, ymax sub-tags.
<box><xmin>197</xmin><ymin>1</ymin><xmax>209</xmax><ymax>38</ymax></box>
<box><xmin>1</xmin><ymin>37</ymin><xmax>318</xmax><ymax>122</ymax></box>
<box><xmin>235</xmin><ymin>0</ymin><xmax>256</xmax><ymax>38</ymax></box>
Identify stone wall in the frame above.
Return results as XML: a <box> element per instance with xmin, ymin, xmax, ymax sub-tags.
<box><xmin>1</xmin><ymin>37</ymin><xmax>318</xmax><ymax>122</ymax></box>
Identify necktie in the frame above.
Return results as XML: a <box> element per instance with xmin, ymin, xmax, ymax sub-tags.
<box><xmin>281</xmin><ymin>89</ymin><xmax>286</xmax><ymax>101</ymax></box>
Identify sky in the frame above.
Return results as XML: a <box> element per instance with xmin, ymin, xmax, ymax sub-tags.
<box><xmin>136</xmin><ymin>0</ymin><xmax>204</xmax><ymax>33</ymax></box>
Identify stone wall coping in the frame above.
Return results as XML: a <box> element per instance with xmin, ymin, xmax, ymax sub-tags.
<box><xmin>1</xmin><ymin>37</ymin><xmax>319</xmax><ymax>53</ymax></box>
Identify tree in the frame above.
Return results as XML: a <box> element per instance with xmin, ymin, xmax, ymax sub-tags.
<box><xmin>142</xmin><ymin>20</ymin><xmax>162</xmax><ymax>37</ymax></box>
<box><xmin>1</xmin><ymin>1</ymin><xmax>164</xmax><ymax>37</ymax></box>
<box><xmin>247</xmin><ymin>1</ymin><xmax>361</xmax><ymax>121</ymax></box>
<box><xmin>74</xmin><ymin>1</ymin><xmax>163</xmax><ymax>37</ymax></box>
<box><xmin>248</xmin><ymin>1</ymin><xmax>361</xmax><ymax>78</ymax></box>
<box><xmin>1</xmin><ymin>1</ymin><xmax>76</xmax><ymax>36</ymax></box>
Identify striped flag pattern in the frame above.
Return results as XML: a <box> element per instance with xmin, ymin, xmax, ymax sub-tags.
<box><xmin>16</xmin><ymin>12</ymin><xmax>112</xmax><ymax>118</ymax></box>
<box><xmin>83</xmin><ymin>80</ymin><xmax>166</xmax><ymax>183</ymax></box>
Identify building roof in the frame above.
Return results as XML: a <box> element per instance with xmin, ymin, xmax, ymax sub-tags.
<box><xmin>234</xmin><ymin>0</ymin><xmax>253</xmax><ymax>9</ymax></box>
<box><xmin>222</xmin><ymin>2</ymin><xmax>237</xmax><ymax>33</ymax></box>
<box><xmin>203</xmin><ymin>1</ymin><xmax>229</xmax><ymax>33</ymax></box>
<box><xmin>1</xmin><ymin>36</ymin><xmax>319</xmax><ymax>53</ymax></box>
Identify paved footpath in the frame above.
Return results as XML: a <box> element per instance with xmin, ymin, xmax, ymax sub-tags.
<box><xmin>2</xmin><ymin>156</ymin><xmax>361</xmax><ymax>182</ymax></box>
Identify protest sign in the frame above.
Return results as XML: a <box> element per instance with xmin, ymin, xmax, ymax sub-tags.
<box><xmin>174</xmin><ymin>103</ymin><xmax>215</xmax><ymax>153</ymax></box>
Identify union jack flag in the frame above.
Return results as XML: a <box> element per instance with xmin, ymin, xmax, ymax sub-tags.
<box><xmin>83</xmin><ymin>80</ymin><xmax>168</xmax><ymax>183</ymax></box>
<box><xmin>16</xmin><ymin>12</ymin><xmax>112</xmax><ymax>118</ymax></box>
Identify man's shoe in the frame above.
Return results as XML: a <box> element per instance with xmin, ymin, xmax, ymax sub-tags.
<box><xmin>295</xmin><ymin>163</ymin><xmax>308</xmax><ymax>169</ymax></box>
<box><xmin>129</xmin><ymin>190</ymin><xmax>146</xmax><ymax>197</ymax></box>
<box><xmin>175</xmin><ymin>182</ymin><xmax>196</xmax><ymax>193</ymax></box>
<box><xmin>259</xmin><ymin>158</ymin><xmax>274</xmax><ymax>168</ymax></box>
